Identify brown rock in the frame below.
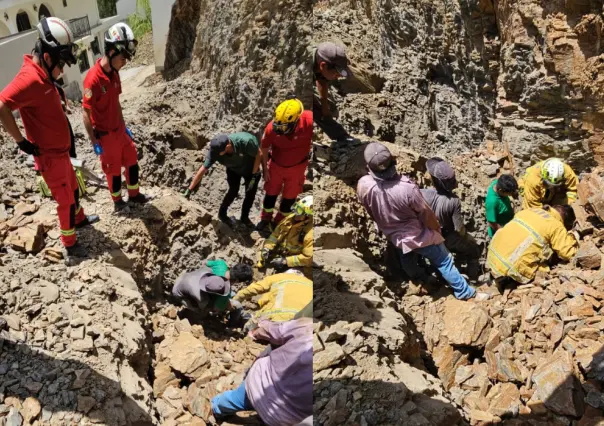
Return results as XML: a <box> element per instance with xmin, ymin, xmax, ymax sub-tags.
<box><xmin>433</xmin><ymin>342</ymin><xmax>469</xmax><ymax>391</ymax></box>
<box><xmin>486</xmin><ymin>351</ymin><xmax>524</xmax><ymax>383</ymax></box>
<box><xmin>159</xmin><ymin>332</ymin><xmax>209</xmax><ymax>378</ymax></box>
<box><xmin>576</xmin><ymin>241</ymin><xmax>602</xmax><ymax>270</ymax></box>
<box><xmin>154</xmin><ymin>362</ymin><xmax>180</xmax><ymax>398</ymax></box>
<box><xmin>442</xmin><ymin>300</ymin><xmax>492</xmax><ymax>348</ymax></box>
<box><xmin>568</xmin><ymin>296</ymin><xmax>596</xmax><ymax>317</ymax></box>
<box><xmin>186</xmin><ymin>384</ymin><xmax>212</xmax><ymax>420</ymax></box>
<box><xmin>13</xmin><ymin>202</ymin><xmax>39</xmax><ymax>218</ymax></box>
<box><xmin>487</xmin><ymin>383</ymin><xmax>521</xmax><ymax>417</ymax></box>
<box><xmin>77</xmin><ymin>395</ymin><xmax>96</xmax><ymax>414</ymax></box>
<box><xmin>470</xmin><ymin>409</ymin><xmax>501</xmax><ymax>424</ymax></box>
<box><xmin>4</xmin><ymin>223</ymin><xmax>44</xmax><ymax>253</ymax></box>
<box><xmin>531</xmin><ymin>350</ymin><xmax>585</xmax><ymax>417</ymax></box>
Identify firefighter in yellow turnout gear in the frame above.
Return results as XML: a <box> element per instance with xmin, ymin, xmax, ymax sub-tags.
<box><xmin>487</xmin><ymin>205</ymin><xmax>579</xmax><ymax>284</ymax></box>
<box><xmin>258</xmin><ymin>195</ymin><xmax>313</xmax><ymax>270</ymax></box>
<box><xmin>519</xmin><ymin>158</ymin><xmax>578</xmax><ymax>210</ymax></box>
<box><xmin>232</xmin><ymin>269</ymin><xmax>312</xmax><ymax>328</ymax></box>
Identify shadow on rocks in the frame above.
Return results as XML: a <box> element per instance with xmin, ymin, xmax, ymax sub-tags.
<box><xmin>314</xmin><ymin>377</ymin><xmax>464</xmax><ymax>425</ymax></box>
<box><xmin>0</xmin><ymin>339</ymin><xmax>156</xmax><ymax>425</ymax></box>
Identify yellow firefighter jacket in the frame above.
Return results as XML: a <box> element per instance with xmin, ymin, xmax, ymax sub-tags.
<box><xmin>487</xmin><ymin>207</ymin><xmax>578</xmax><ymax>283</ymax></box>
<box><xmin>259</xmin><ymin>214</ymin><xmax>313</xmax><ymax>267</ymax></box>
<box><xmin>232</xmin><ymin>272</ymin><xmax>313</xmax><ymax>322</ymax></box>
<box><xmin>519</xmin><ymin>161</ymin><xmax>578</xmax><ymax>210</ymax></box>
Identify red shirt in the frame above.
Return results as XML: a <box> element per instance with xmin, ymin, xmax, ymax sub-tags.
<box><xmin>0</xmin><ymin>55</ymin><xmax>70</xmax><ymax>155</ymax></box>
<box><xmin>261</xmin><ymin>110</ymin><xmax>313</xmax><ymax>167</ymax></box>
<box><xmin>82</xmin><ymin>59</ymin><xmax>122</xmax><ymax>132</ymax></box>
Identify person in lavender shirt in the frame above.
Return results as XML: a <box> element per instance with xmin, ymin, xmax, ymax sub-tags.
<box><xmin>211</xmin><ymin>317</ymin><xmax>312</xmax><ymax>425</ymax></box>
<box><xmin>357</xmin><ymin>142</ymin><xmax>475</xmax><ymax>300</ymax></box>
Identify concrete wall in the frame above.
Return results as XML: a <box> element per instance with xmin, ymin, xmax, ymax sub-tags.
<box><xmin>117</xmin><ymin>0</ymin><xmax>145</xmax><ymax>19</ymax></box>
<box><xmin>0</xmin><ymin>29</ymin><xmax>37</xmax><ymax>90</ymax></box>
<box><xmin>150</xmin><ymin>0</ymin><xmax>175</xmax><ymax>71</ymax></box>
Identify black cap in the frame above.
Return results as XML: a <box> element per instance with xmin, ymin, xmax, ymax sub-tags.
<box><xmin>364</xmin><ymin>142</ymin><xmax>397</xmax><ymax>179</ymax></box>
<box><xmin>210</xmin><ymin>134</ymin><xmax>229</xmax><ymax>155</ymax></box>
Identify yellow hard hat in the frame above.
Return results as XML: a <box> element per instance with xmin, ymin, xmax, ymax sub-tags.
<box><xmin>273</xmin><ymin>98</ymin><xmax>304</xmax><ymax>135</ymax></box>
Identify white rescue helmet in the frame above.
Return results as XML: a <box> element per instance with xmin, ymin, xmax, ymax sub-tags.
<box><xmin>541</xmin><ymin>158</ymin><xmax>565</xmax><ymax>186</ymax></box>
<box><xmin>105</xmin><ymin>23</ymin><xmax>138</xmax><ymax>59</ymax></box>
<box><xmin>36</xmin><ymin>17</ymin><xmax>78</xmax><ymax>66</ymax></box>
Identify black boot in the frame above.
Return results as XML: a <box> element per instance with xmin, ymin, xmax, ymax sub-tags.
<box><xmin>129</xmin><ymin>193</ymin><xmax>152</xmax><ymax>204</ymax></box>
<box><xmin>240</xmin><ymin>216</ymin><xmax>253</xmax><ymax>227</ymax></box>
<box><xmin>218</xmin><ymin>211</ymin><xmax>235</xmax><ymax>227</ymax></box>
<box><xmin>62</xmin><ymin>243</ymin><xmax>88</xmax><ymax>266</ymax></box>
<box><xmin>255</xmin><ymin>220</ymin><xmax>273</xmax><ymax>232</ymax></box>
<box><xmin>76</xmin><ymin>215</ymin><xmax>100</xmax><ymax>228</ymax></box>
<box><xmin>114</xmin><ymin>200</ymin><xmax>128</xmax><ymax>212</ymax></box>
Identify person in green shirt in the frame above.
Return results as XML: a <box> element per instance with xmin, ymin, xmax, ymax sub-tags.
<box><xmin>184</xmin><ymin>133</ymin><xmax>264</xmax><ymax>227</ymax></box>
<box><xmin>485</xmin><ymin>174</ymin><xmax>518</xmax><ymax>237</ymax></box>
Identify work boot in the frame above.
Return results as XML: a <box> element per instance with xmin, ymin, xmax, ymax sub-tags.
<box><xmin>114</xmin><ymin>199</ymin><xmax>128</xmax><ymax>212</ymax></box>
<box><xmin>75</xmin><ymin>214</ymin><xmax>100</xmax><ymax>228</ymax></box>
<box><xmin>129</xmin><ymin>193</ymin><xmax>152</xmax><ymax>204</ymax></box>
<box><xmin>256</xmin><ymin>220</ymin><xmax>273</xmax><ymax>233</ymax></box>
<box><xmin>63</xmin><ymin>243</ymin><xmax>88</xmax><ymax>266</ymax></box>
<box><xmin>239</xmin><ymin>216</ymin><xmax>253</xmax><ymax>227</ymax></box>
<box><xmin>218</xmin><ymin>212</ymin><xmax>234</xmax><ymax>227</ymax></box>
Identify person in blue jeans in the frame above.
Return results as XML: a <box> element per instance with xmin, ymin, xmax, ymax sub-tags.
<box><xmin>357</xmin><ymin>142</ymin><xmax>475</xmax><ymax>300</ymax></box>
<box><xmin>211</xmin><ymin>318</ymin><xmax>312</xmax><ymax>425</ymax></box>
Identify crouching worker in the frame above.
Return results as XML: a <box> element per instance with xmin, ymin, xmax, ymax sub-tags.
<box><xmin>258</xmin><ymin>196</ymin><xmax>313</xmax><ymax>271</ymax></box>
<box><xmin>211</xmin><ymin>318</ymin><xmax>312</xmax><ymax>425</ymax></box>
<box><xmin>172</xmin><ymin>261</ymin><xmax>253</xmax><ymax>327</ymax></box>
<box><xmin>519</xmin><ymin>158</ymin><xmax>578</xmax><ymax>210</ymax></box>
<box><xmin>232</xmin><ymin>270</ymin><xmax>312</xmax><ymax>332</ymax></box>
<box><xmin>487</xmin><ymin>205</ymin><xmax>579</xmax><ymax>284</ymax></box>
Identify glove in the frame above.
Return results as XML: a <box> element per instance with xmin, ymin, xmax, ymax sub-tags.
<box><xmin>571</xmin><ymin>230</ymin><xmax>581</xmax><ymax>242</ymax></box>
<box><xmin>125</xmin><ymin>127</ymin><xmax>134</xmax><ymax>140</ymax></box>
<box><xmin>247</xmin><ymin>172</ymin><xmax>261</xmax><ymax>192</ymax></box>
<box><xmin>270</xmin><ymin>257</ymin><xmax>288</xmax><ymax>271</ymax></box>
<box><xmin>93</xmin><ymin>143</ymin><xmax>103</xmax><ymax>156</ymax></box>
<box><xmin>183</xmin><ymin>188</ymin><xmax>192</xmax><ymax>199</ymax></box>
<box><xmin>18</xmin><ymin>139</ymin><xmax>40</xmax><ymax>156</ymax></box>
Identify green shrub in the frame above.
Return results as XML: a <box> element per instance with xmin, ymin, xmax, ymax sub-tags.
<box><xmin>126</xmin><ymin>0</ymin><xmax>152</xmax><ymax>39</ymax></box>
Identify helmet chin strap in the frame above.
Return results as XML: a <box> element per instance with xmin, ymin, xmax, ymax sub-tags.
<box><xmin>106</xmin><ymin>45</ymin><xmax>122</xmax><ymax>73</ymax></box>
<box><xmin>40</xmin><ymin>50</ymin><xmax>60</xmax><ymax>83</ymax></box>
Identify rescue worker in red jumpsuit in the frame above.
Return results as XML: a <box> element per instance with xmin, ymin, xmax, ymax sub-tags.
<box><xmin>257</xmin><ymin>98</ymin><xmax>313</xmax><ymax>231</ymax></box>
<box><xmin>0</xmin><ymin>17</ymin><xmax>99</xmax><ymax>262</ymax></box>
<box><xmin>83</xmin><ymin>23</ymin><xmax>150</xmax><ymax>211</ymax></box>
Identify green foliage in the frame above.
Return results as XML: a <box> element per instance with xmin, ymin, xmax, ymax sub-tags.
<box><xmin>97</xmin><ymin>0</ymin><xmax>118</xmax><ymax>19</ymax></box>
<box><xmin>126</xmin><ymin>0</ymin><xmax>152</xmax><ymax>39</ymax></box>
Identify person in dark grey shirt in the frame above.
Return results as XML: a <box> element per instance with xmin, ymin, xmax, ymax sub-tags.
<box><xmin>421</xmin><ymin>157</ymin><xmax>481</xmax><ymax>280</ymax></box>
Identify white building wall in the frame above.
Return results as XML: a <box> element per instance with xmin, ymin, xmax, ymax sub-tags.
<box><xmin>150</xmin><ymin>0</ymin><xmax>175</xmax><ymax>72</ymax></box>
<box><xmin>116</xmin><ymin>0</ymin><xmax>140</xmax><ymax>19</ymax></box>
<box><xmin>0</xmin><ymin>0</ymin><xmax>120</xmax><ymax>100</ymax></box>
<box><xmin>0</xmin><ymin>29</ymin><xmax>37</xmax><ymax>90</ymax></box>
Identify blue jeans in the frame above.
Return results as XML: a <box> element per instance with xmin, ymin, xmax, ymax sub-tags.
<box><xmin>211</xmin><ymin>380</ymin><xmax>254</xmax><ymax>417</ymax></box>
<box><xmin>399</xmin><ymin>243</ymin><xmax>475</xmax><ymax>300</ymax></box>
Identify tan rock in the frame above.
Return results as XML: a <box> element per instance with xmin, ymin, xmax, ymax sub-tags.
<box><xmin>4</xmin><ymin>223</ymin><xmax>44</xmax><ymax>253</ymax></box>
<box><xmin>486</xmin><ymin>351</ymin><xmax>524</xmax><ymax>383</ymax></box>
<box><xmin>531</xmin><ymin>350</ymin><xmax>585</xmax><ymax>417</ymax></box>
<box><xmin>576</xmin><ymin>241</ymin><xmax>602</xmax><ymax>269</ymax></box>
<box><xmin>433</xmin><ymin>342</ymin><xmax>469</xmax><ymax>391</ymax></box>
<box><xmin>158</xmin><ymin>332</ymin><xmax>209</xmax><ymax>378</ymax></box>
<box><xmin>22</xmin><ymin>397</ymin><xmax>41</xmax><ymax>423</ymax></box>
<box><xmin>153</xmin><ymin>362</ymin><xmax>180</xmax><ymax>398</ymax></box>
<box><xmin>442</xmin><ymin>300</ymin><xmax>491</xmax><ymax>348</ymax></box>
<box><xmin>487</xmin><ymin>382</ymin><xmax>520</xmax><ymax>417</ymax></box>
<box><xmin>314</xmin><ymin>343</ymin><xmax>345</xmax><ymax>372</ymax></box>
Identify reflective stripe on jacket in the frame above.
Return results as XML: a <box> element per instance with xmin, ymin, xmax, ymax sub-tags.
<box><xmin>487</xmin><ymin>207</ymin><xmax>578</xmax><ymax>283</ymax></box>
<box><xmin>233</xmin><ymin>273</ymin><xmax>313</xmax><ymax>322</ymax></box>
<box><xmin>519</xmin><ymin>161</ymin><xmax>578</xmax><ymax>210</ymax></box>
<box><xmin>259</xmin><ymin>214</ymin><xmax>313</xmax><ymax>267</ymax></box>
